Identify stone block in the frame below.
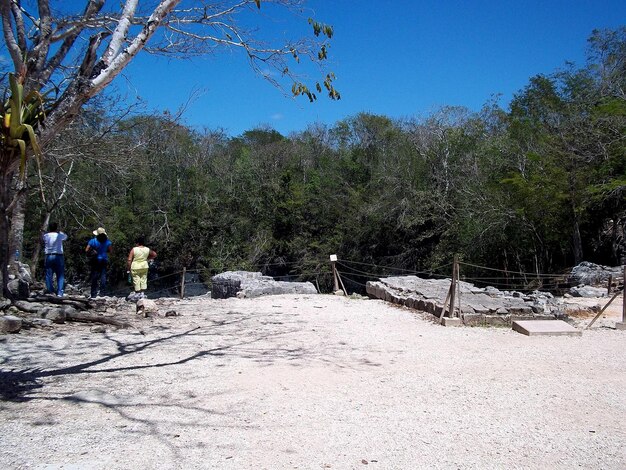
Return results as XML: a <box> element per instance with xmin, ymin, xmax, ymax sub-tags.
<box><xmin>615</xmin><ymin>322</ymin><xmax>626</xmax><ymax>331</ymax></box>
<box><xmin>463</xmin><ymin>314</ymin><xmax>484</xmax><ymax>326</ymax></box>
<box><xmin>532</xmin><ymin>314</ymin><xmax>556</xmax><ymax>321</ymax></box>
<box><xmin>512</xmin><ymin>320</ymin><xmax>582</xmax><ymax>336</ymax></box>
<box><xmin>442</xmin><ymin>317</ymin><xmax>462</xmax><ymax>327</ymax></box>
<box><xmin>483</xmin><ymin>315</ymin><xmax>510</xmax><ymax>327</ymax></box>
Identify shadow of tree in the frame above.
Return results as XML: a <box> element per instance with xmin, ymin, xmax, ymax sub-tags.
<box><xmin>0</xmin><ymin>304</ymin><xmax>392</xmax><ymax>468</ymax></box>
<box><xmin>0</xmin><ymin>310</ymin><xmax>317</xmax><ymax>401</ymax></box>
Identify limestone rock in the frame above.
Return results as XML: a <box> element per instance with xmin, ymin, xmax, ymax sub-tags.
<box><xmin>62</xmin><ymin>306</ymin><xmax>79</xmax><ymax>317</ymax></box>
<box><xmin>211</xmin><ymin>271</ymin><xmax>317</xmax><ymax>299</ymax></box>
<box><xmin>366</xmin><ymin>275</ymin><xmax>565</xmax><ymax>326</ymax></box>
<box><xmin>568</xmin><ymin>261</ymin><xmax>623</xmax><ymax>287</ymax></box>
<box><xmin>30</xmin><ymin>318</ymin><xmax>53</xmax><ymax>328</ymax></box>
<box><xmin>569</xmin><ymin>285</ymin><xmax>608</xmax><ymax>298</ymax></box>
<box><xmin>0</xmin><ymin>315</ymin><xmax>22</xmax><ymax>333</ymax></box>
<box><xmin>137</xmin><ymin>298</ymin><xmax>158</xmax><ymax>317</ymax></box>
<box><xmin>7</xmin><ymin>278</ymin><xmax>29</xmax><ymax>300</ymax></box>
<box><xmin>45</xmin><ymin>308</ymin><xmax>66</xmax><ymax>324</ymax></box>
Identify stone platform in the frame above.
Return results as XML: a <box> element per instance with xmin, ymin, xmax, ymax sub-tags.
<box><xmin>512</xmin><ymin>320</ymin><xmax>582</xmax><ymax>337</ymax></box>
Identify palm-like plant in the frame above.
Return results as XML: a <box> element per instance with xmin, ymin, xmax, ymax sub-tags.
<box><xmin>0</xmin><ymin>72</ymin><xmax>45</xmax><ymax>179</ymax></box>
<box><xmin>0</xmin><ymin>72</ymin><xmax>46</xmax><ymax>298</ymax></box>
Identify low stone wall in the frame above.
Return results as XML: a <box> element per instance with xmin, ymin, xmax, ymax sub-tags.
<box><xmin>366</xmin><ymin>276</ymin><xmax>565</xmax><ymax>326</ymax></box>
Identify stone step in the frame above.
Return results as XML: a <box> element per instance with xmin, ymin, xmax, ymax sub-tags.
<box><xmin>512</xmin><ymin>320</ymin><xmax>582</xmax><ymax>337</ymax></box>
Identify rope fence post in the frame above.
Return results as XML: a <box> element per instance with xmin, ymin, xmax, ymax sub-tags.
<box><xmin>180</xmin><ymin>266</ymin><xmax>186</xmax><ymax>299</ymax></box>
<box><xmin>442</xmin><ymin>255</ymin><xmax>459</xmax><ymax>325</ymax></box>
<box><xmin>330</xmin><ymin>254</ymin><xmax>339</xmax><ymax>293</ymax></box>
<box><xmin>618</xmin><ymin>266</ymin><xmax>626</xmax><ymax>330</ymax></box>
<box><xmin>623</xmin><ymin>265</ymin><xmax>626</xmax><ymax>324</ymax></box>
<box><xmin>450</xmin><ymin>255</ymin><xmax>459</xmax><ymax>317</ymax></box>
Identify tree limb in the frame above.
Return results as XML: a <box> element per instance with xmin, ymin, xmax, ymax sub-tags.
<box><xmin>1</xmin><ymin>1</ymin><xmax>25</xmax><ymax>72</ymax></box>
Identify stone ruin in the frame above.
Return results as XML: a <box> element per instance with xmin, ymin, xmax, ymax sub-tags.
<box><xmin>366</xmin><ymin>276</ymin><xmax>568</xmax><ymax>326</ymax></box>
<box><xmin>365</xmin><ymin>261</ymin><xmax>624</xmax><ymax>326</ymax></box>
<box><xmin>211</xmin><ymin>271</ymin><xmax>317</xmax><ymax>299</ymax></box>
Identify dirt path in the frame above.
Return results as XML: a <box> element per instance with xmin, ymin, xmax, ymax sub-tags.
<box><xmin>1</xmin><ymin>294</ymin><xmax>625</xmax><ymax>469</ymax></box>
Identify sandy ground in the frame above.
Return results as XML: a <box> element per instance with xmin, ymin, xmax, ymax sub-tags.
<box><xmin>1</xmin><ymin>293</ymin><xmax>625</xmax><ymax>470</ymax></box>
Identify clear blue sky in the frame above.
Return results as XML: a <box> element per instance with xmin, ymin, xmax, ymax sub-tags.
<box><xmin>116</xmin><ymin>0</ymin><xmax>626</xmax><ymax>137</ymax></box>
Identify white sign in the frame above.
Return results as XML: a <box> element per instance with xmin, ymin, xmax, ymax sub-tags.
<box><xmin>329</xmin><ymin>254</ymin><xmax>338</xmax><ymax>262</ymax></box>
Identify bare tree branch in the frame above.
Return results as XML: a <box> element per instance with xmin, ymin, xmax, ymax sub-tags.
<box><xmin>1</xmin><ymin>1</ymin><xmax>24</xmax><ymax>72</ymax></box>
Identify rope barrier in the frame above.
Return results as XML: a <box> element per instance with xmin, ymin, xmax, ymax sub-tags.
<box><xmin>458</xmin><ymin>261</ymin><xmax>572</xmax><ymax>278</ymax></box>
<box><xmin>338</xmin><ymin>258</ymin><xmax>453</xmax><ymax>275</ymax></box>
<box><xmin>336</xmin><ymin>271</ymin><xmax>369</xmax><ymax>288</ymax></box>
<box><xmin>68</xmin><ymin>256</ymin><xmax>590</xmax><ymax>299</ymax></box>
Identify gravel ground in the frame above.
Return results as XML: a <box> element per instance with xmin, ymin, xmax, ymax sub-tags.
<box><xmin>1</xmin><ymin>293</ymin><xmax>625</xmax><ymax>470</ymax></box>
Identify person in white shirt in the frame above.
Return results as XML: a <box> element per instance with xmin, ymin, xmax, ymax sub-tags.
<box><xmin>42</xmin><ymin>222</ymin><xmax>68</xmax><ymax>296</ymax></box>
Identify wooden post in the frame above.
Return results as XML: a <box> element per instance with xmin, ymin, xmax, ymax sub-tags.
<box><xmin>622</xmin><ymin>266</ymin><xmax>626</xmax><ymax>324</ymax></box>
<box><xmin>330</xmin><ymin>254</ymin><xmax>339</xmax><ymax>292</ymax></box>
<box><xmin>331</xmin><ymin>262</ymin><xmax>339</xmax><ymax>292</ymax></box>
<box><xmin>337</xmin><ymin>269</ymin><xmax>348</xmax><ymax>296</ymax></box>
<box><xmin>456</xmin><ymin>259</ymin><xmax>462</xmax><ymax>319</ymax></box>
<box><xmin>180</xmin><ymin>266</ymin><xmax>186</xmax><ymax>299</ymax></box>
<box><xmin>607</xmin><ymin>275</ymin><xmax>612</xmax><ymax>296</ymax></box>
<box><xmin>449</xmin><ymin>255</ymin><xmax>458</xmax><ymax>318</ymax></box>
<box><xmin>585</xmin><ymin>290</ymin><xmax>621</xmax><ymax>329</ymax></box>
<box><xmin>441</xmin><ymin>285</ymin><xmax>452</xmax><ymax>325</ymax></box>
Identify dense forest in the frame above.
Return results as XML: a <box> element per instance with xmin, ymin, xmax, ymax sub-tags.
<box><xmin>21</xmin><ymin>28</ymin><xmax>626</xmax><ymax>294</ymax></box>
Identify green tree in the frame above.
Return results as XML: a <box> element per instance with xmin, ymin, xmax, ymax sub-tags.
<box><xmin>0</xmin><ymin>0</ymin><xmax>339</xmax><ymax>297</ymax></box>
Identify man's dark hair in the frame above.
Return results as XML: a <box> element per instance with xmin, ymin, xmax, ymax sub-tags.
<box><xmin>48</xmin><ymin>222</ymin><xmax>58</xmax><ymax>232</ymax></box>
<box><xmin>135</xmin><ymin>235</ymin><xmax>146</xmax><ymax>245</ymax></box>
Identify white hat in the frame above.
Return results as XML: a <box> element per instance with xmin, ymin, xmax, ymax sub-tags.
<box><xmin>93</xmin><ymin>227</ymin><xmax>107</xmax><ymax>236</ymax></box>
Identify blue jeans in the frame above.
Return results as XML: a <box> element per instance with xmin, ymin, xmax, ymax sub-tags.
<box><xmin>90</xmin><ymin>259</ymin><xmax>108</xmax><ymax>297</ymax></box>
<box><xmin>45</xmin><ymin>254</ymin><xmax>65</xmax><ymax>296</ymax></box>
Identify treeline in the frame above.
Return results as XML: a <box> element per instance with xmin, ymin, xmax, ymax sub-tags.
<box><xmin>22</xmin><ymin>28</ymin><xmax>626</xmax><ymax>292</ymax></box>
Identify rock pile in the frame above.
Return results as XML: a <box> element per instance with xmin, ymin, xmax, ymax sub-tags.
<box><xmin>567</xmin><ymin>261</ymin><xmax>623</xmax><ymax>297</ymax></box>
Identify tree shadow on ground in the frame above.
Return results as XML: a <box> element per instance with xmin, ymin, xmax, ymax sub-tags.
<box><xmin>0</xmin><ymin>310</ymin><xmax>320</xmax><ymax>401</ymax></box>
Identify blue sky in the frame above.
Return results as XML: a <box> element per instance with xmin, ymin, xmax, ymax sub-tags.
<box><xmin>115</xmin><ymin>0</ymin><xmax>626</xmax><ymax>136</ymax></box>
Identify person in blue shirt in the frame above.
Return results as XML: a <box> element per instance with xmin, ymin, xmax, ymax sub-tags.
<box><xmin>42</xmin><ymin>222</ymin><xmax>68</xmax><ymax>296</ymax></box>
<box><xmin>85</xmin><ymin>227</ymin><xmax>112</xmax><ymax>298</ymax></box>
